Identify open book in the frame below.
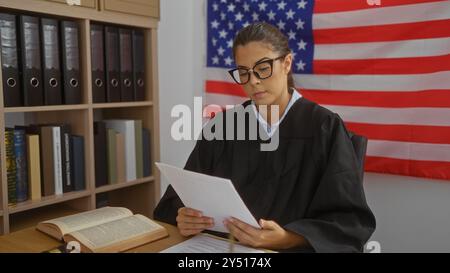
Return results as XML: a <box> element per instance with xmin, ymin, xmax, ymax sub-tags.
<box><xmin>36</xmin><ymin>207</ymin><xmax>168</xmax><ymax>253</ymax></box>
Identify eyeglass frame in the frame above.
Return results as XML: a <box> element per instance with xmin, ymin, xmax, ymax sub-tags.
<box><xmin>228</xmin><ymin>55</ymin><xmax>287</xmax><ymax>85</ymax></box>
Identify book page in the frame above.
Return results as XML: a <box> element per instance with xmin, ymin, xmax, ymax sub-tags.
<box><xmin>68</xmin><ymin>214</ymin><xmax>164</xmax><ymax>251</ymax></box>
<box><xmin>43</xmin><ymin>207</ymin><xmax>133</xmax><ymax>235</ymax></box>
<box><xmin>160</xmin><ymin>234</ymin><xmax>266</xmax><ymax>253</ymax></box>
<box><xmin>156</xmin><ymin>163</ymin><xmax>260</xmax><ymax>233</ymax></box>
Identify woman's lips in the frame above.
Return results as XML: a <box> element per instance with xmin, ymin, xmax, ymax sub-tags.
<box><xmin>252</xmin><ymin>91</ymin><xmax>267</xmax><ymax>99</ymax></box>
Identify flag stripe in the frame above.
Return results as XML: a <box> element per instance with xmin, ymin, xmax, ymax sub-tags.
<box><xmin>365</xmin><ymin>156</ymin><xmax>450</xmax><ymax>181</ymax></box>
<box><xmin>367</xmin><ymin>140</ymin><xmax>450</xmax><ymax>162</ymax></box>
<box><xmin>322</xmin><ymin>105</ymin><xmax>450</xmax><ymax>127</ymax></box>
<box><xmin>208</xmin><ymin>68</ymin><xmax>450</xmax><ymax>91</ymax></box>
<box><xmin>314</xmin><ymin>19</ymin><xmax>450</xmax><ymax>44</ymax></box>
<box><xmin>345</xmin><ymin>122</ymin><xmax>450</xmax><ymax>145</ymax></box>
<box><xmin>300</xmin><ymin>89</ymin><xmax>450</xmax><ymax>108</ymax></box>
<box><xmin>313</xmin><ymin>1</ymin><xmax>450</xmax><ymax>29</ymax></box>
<box><xmin>294</xmin><ymin>71</ymin><xmax>450</xmax><ymax>91</ymax></box>
<box><xmin>315</xmin><ymin>37</ymin><xmax>450</xmax><ymax>60</ymax></box>
<box><xmin>313</xmin><ymin>54</ymin><xmax>450</xmax><ymax>75</ymax></box>
<box><xmin>314</xmin><ymin>0</ymin><xmax>447</xmax><ymax>14</ymax></box>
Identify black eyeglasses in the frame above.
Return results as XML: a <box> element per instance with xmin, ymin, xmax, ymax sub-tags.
<box><xmin>228</xmin><ymin>55</ymin><xmax>286</xmax><ymax>85</ymax></box>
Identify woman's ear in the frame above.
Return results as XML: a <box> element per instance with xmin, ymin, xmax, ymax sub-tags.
<box><xmin>283</xmin><ymin>53</ymin><xmax>293</xmax><ymax>74</ymax></box>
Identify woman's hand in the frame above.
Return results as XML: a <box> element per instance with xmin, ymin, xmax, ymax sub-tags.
<box><xmin>176</xmin><ymin>207</ymin><xmax>215</xmax><ymax>237</ymax></box>
<box><xmin>224</xmin><ymin>217</ymin><xmax>308</xmax><ymax>250</ymax></box>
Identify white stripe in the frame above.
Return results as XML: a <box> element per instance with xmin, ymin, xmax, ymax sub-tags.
<box><xmin>315</xmin><ymin>37</ymin><xmax>450</xmax><ymax>60</ymax></box>
<box><xmin>313</xmin><ymin>1</ymin><xmax>450</xmax><ymax>30</ymax></box>
<box><xmin>206</xmin><ymin>68</ymin><xmax>450</xmax><ymax>92</ymax></box>
<box><xmin>367</xmin><ymin>140</ymin><xmax>450</xmax><ymax>162</ymax></box>
<box><xmin>322</xmin><ymin>105</ymin><xmax>450</xmax><ymax>127</ymax></box>
<box><xmin>294</xmin><ymin>71</ymin><xmax>450</xmax><ymax>91</ymax></box>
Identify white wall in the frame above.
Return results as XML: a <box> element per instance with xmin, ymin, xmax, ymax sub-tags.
<box><xmin>158</xmin><ymin>0</ymin><xmax>206</xmax><ymax>193</ymax></box>
<box><xmin>158</xmin><ymin>0</ymin><xmax>450</xmax><ymax>252</ymax></box>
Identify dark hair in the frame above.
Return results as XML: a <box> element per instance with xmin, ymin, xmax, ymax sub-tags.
<box><xmin>232</xmin><ymin>22</ymin><xmax>295</xmax><ymax>93</ymax></box>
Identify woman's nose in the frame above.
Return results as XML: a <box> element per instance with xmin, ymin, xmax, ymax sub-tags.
<box><xmin>248</xmin><ymin>71</ymin><xmax>261</xmax><ymax>86</ymax></box>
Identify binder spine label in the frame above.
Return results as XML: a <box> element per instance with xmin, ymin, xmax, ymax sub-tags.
<box><xmin>64</xmin><ymin>26</ymin><xmax>80</xmax><ymax>70</ymax></box>
<box><xmin>24</xmin><ymin>21</ymin><xmax>41</xmax><ymax>69</ymax></box>
<box><xmin>1</xmin><ymin>20</ymin><xmax>18</xmax><ymax>68</ymax></box>
<box><xmin>43</xmin><ymin>24</ymin><xmax>59</xmax><ymax>69</ymax></box>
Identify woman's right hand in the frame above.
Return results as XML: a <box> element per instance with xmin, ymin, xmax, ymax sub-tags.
<box><xmin>176</xmin><ymin>207</ymin><xmax>215</xmax><ymax>236</ymax></box>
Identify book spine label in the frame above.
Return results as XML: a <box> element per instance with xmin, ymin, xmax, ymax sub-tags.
<box><xmin>14</xmin><ymin>129</ymin><xmax>28</xmax><ymax>202</ymax></box>
<box><xmin>53</xmin><ymin>127</ymin><xmax>63</xmax><ymax>195</ymax></box>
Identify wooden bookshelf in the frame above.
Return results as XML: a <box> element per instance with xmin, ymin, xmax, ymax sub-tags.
<box><xmin>95</xmin><ymin>176</ymin><xmax>154</xmax><ymax>194</ymax></box>
<box><xmin>0</xmin><ymin>0</ymin><xmax>160</xmax><ymax>235</ymax></box>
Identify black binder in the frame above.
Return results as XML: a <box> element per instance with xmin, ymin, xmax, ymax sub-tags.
<box><xmin>60</xmin><ymin>20</ymin><xmax>81</xmax><ymax>104</ymax></box>
<box><xmin>0</xmin><ymin>13</ymin><xmax>22</xmax><ymax>107</ymax></box>
<box><xmin>94</xmin><ymin>121</ymin><xmax>108</xmax><ymax>187</ymax></box>
<box><xmin>18</xmin><ymin>15</ymin><xmax>44</xmax><ymax>106</ymax></box>
<box><xmin>40</xmin><ymin>18</ymin><xmax>62</xmax><ymax>105</ymax></box>
<box><xmin>132</xmin><ymin>29</ymin><xmax>145</xmax><ymax>101</ymax></box>
<box><xmin>91</xmin><ymin>24</ymin><xmax>106</xmax><ymax>103</ymax></box>
<box><xmin>119</xmin><ymin>28</ymin><xmax>134</xmax><ymax>102</ymax></box>
<box><xmin>104</xmin><ymin>26</ymin><xmax>121</xmax><ymax>102</ymax></box>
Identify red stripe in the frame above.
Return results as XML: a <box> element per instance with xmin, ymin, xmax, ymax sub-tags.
<box><xmin>314</xmin><ymin>19</ymin><xmax>450</xmax><ymax>44</ymax></box>
<box><xmin>345</xmin><ymin>122</ymin><xmax>450</xmax><ymax>145</ymax></box>
<box><xmin>313</xmin><ymin>54</ymin><xmax>450</xmax><ymax>75</ymax></box>
<box><xmin>365</xmin><ymin>156</ymin><xmax>450</xmax><ymax>181</ymax></box>
<box><xmin>206</xmin><ymin>80</ymin><xmax>247</xmax><ymax>97</ymax></box>
<box><xmin>300</xmin><ymin>89</ymin><xmax>450</xmax><ymax>108</ymax></box>
<box><xmin>314</xmin><ymin>0</ymin><xmax>446</xmax><ymax>13</ymax></box>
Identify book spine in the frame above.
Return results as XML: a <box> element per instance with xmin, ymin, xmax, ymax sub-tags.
<box><xmin>142</xmin><ymin>128</ymin><xmax>152</xmax><ymax>177</ymax></box>
<box><xmin>27</xmin><ymin>134</ymin><xmax>41</xmax><ymax>200</ymax></box>
<box><xmin>53</xmin><ymin>127</ymin><xmax>63</xmax><ymax>195</ymax></box>
<box><xmin>107</xmin><ymin>129</ymin><xmax>117</xmax><ymax>184</ymax></box>
<box><xmin>71</xmin><ymin>135</ymin><xmax>85</xmax><ymax>191</ymax></box>
<box><xmin>14</xmin><ymin>129</ymin><xmax>28</xmax><ymax>202</ymax></box>
<box><xmin>64</xmin><ymin>131</ymin><xmax>73</xmax><ymax>192</ymax></box>
<box><xmin>6</xmin><ymin>129</ymin><xmax>17</xmax><ymax>204</ymax></box>
<box><xmin>134</xmin><ymin>120</ymin><xmax>143</xmax><ymax>179</ymax></box>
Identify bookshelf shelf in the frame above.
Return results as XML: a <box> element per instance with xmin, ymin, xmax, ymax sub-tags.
<box><xmin>4</xmin><ymin>104</ymin><xmax>90</xmax><ymax>113</ymax></box>
<box><xmin>8</xmin><ymin>190</ymin><xmax>92</xmax><ymax>214</ymax></box>
<box><xmin>93</xmin><ymin>101</ymin><xmax>153</xmax><ymax>109</ymax></box>
<box><xmin>95</xmin><ymin>176</ymin><xmax>154</xmax><ymax>194</ymax></box>
<box><xmin>0</xmin><ymin>0</ymin><xmax>161</xmax><ymax>235</ymax></box>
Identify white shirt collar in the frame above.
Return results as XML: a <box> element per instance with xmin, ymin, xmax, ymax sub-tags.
<box><xmin>251</xmin><ymin>89</ymin><xmax>302</xmax><ymax>138</ymax></box>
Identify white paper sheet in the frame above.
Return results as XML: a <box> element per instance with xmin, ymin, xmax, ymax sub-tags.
<box><xmin>160</xmin><ymin>233</ymin><xmax>265</xmax><ymax>253</ymax></box>
<box><xmin>156</xmin><ymin>162</ymin><xmax>260</xmax><ymax>233</ymax></box>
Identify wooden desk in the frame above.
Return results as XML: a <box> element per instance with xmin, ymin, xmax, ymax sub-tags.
<box><xmin>0</xmin><ymin>222</ymin><xmax>188</xmax><ymax>253</ymax></box>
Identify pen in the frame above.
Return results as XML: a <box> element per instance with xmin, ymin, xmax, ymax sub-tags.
<box><xmin>229</xmin><ymin>233</ymin><xmax>235</xmax><ymax>253</ymax></box>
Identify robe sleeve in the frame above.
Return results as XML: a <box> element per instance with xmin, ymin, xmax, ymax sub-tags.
<box><xmin>284</xmin><ymin>113</ymin><xmax>376</xmax><ymax>253</ymax></box>
<box><xmin>153</xmin><ymin>136</ymin><xmax>220</xmax><ymax>225</ymax></box>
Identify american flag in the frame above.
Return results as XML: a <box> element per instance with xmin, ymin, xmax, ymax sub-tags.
<box><xmin>205</xmin><ymin>0</ymin><xmax>450</xmax><ymax>181</ymax></box>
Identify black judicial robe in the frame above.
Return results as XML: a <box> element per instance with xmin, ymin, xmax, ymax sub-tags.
<box><xmin>154</xmin><ymin>97</ymin><xmax>376</xmax><ymax>253</ymax></box>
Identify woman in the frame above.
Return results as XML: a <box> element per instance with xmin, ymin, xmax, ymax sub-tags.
<box><xmin>154</xmin><ymin>22</ymin><xmax>376</xmax><ymax>253</ymax></box>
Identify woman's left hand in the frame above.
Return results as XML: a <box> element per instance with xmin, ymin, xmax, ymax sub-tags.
<box><xmin>224</xmin><ymin>217</ymin><xmax>308</xmax><ymax>250</ymax></box>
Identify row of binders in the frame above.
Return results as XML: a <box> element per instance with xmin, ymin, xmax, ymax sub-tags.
<box><xmin>0</xmin><ymin>13</ymin><xmax>147</xmax><ymax>107</ymax></box>
<box><xmin>0</xmin><ymin>14</ymin><xmax>82</xmax><ymax>107</ymax></box>
<box><xmin>91</xmin><ymin>24</ymin><xmax>146</xmax><ymax>103</ymax></box>
<box><xmin>6</xmin><ymin>125</ymin><xmax>85</xmax><ymax>204</ymax></box>
<box><xmin>94</xmin><ymin>120</ymin><xmax>152</xmax><ymax>188</ymax></box>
